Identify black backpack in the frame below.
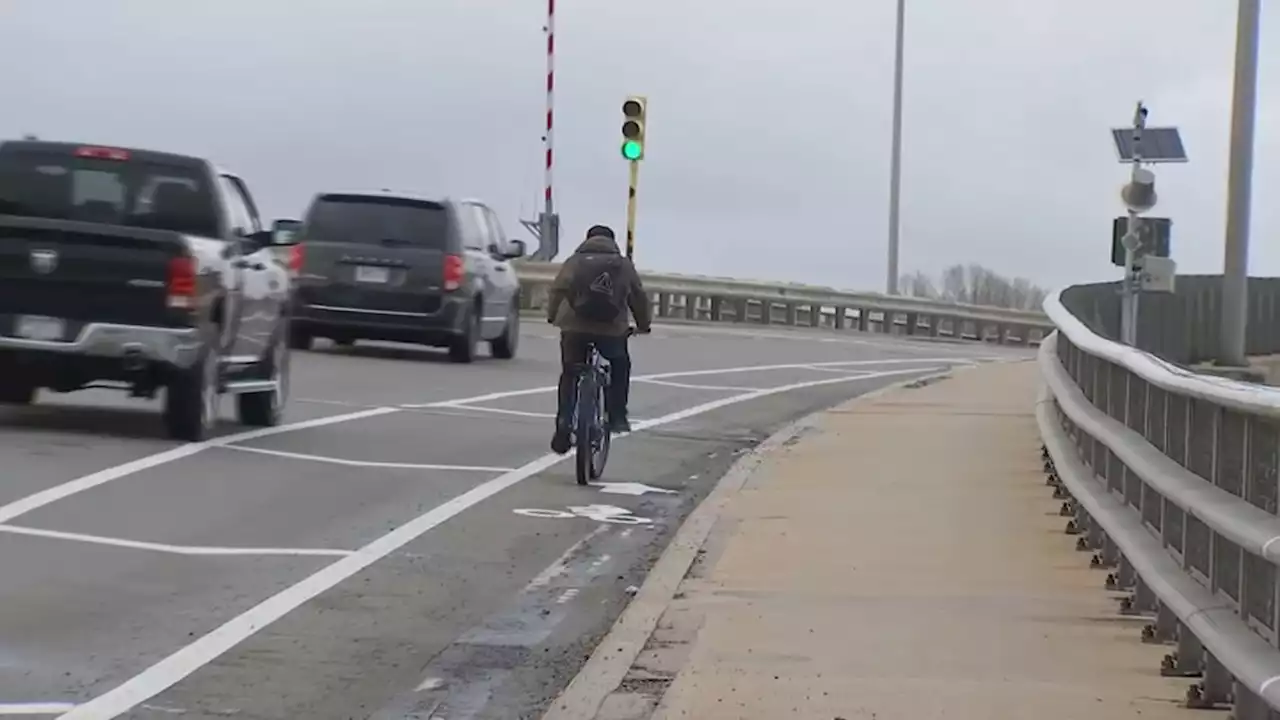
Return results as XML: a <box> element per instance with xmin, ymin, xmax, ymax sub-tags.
<box><xmin>569</xmin><ymin>253</ymin><xmax>626</xmax><ymax>323</ymax></box>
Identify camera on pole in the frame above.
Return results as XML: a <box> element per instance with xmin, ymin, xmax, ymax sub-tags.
<box><xmin>1108</xmin><ymin>103</ymin><xmax>1187</xmax><ymax>345</ymax></box>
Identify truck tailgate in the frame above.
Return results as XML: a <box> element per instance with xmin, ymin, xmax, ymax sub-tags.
<box><xmin>0</xmin><ymin>217</ymin><xmax>191</xmax><ymax>336</ymax></box>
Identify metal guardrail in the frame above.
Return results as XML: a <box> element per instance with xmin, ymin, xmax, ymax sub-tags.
<box><xmin>1059</xmin><ymin>275</ymin><xmax>1280</xmax><ymax>365</ymax></box>
<box><xmin>514</xmin><ymin>261</ymin><xmax>1053</xmax><ymax>345</ymax></box>
<box><xmin>1039</xmin><ymin>283</ymin><xmax>1280</xmax><ymax>718</ymax></box>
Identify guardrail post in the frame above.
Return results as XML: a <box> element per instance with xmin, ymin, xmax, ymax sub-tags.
<box><xmin>1187</xmin><ymin>652</ymin><xmax>1233</xmax><ymax>708</ymax></box>
<box><xmin>1230</xmin><ymin>682</ymin><xmax>1270</xmax><ymax>720</ymax></box>
<box><xmin>1161</xmin><ymin>623</ymin><xmax>1203</xmax><ymax>677</ymax></box>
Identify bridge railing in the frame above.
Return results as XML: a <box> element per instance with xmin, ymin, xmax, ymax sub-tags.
<box><xmin>514</xmin><ymin>261</ymin><xmax>1053</xmax><ymax>345</ymax></box>
<box><xmin>1039</xmin><ymin>276</ymin><xmax>1280</xmax><ymax>718</ymax></box>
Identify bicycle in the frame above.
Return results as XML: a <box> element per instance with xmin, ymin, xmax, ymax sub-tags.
<box><xmin>569</xmin><ymin>327</ymin><xmax>638</xmax><ymax>485</ymax></box>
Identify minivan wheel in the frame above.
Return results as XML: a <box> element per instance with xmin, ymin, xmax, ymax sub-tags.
<box><xmin>0</xmin><ymin>379</ymin><xmax>35</xmax><ymax>405</ymax></box>
<box><xmin>490</xmin><ymin>303</ymin><xmax>519</xmax><ymax>360</ymax></box>
<box><xmin>289</xmin><ymin>327</ymin><xmax>313</xmax><ymax>351</ymax></box>
<box><xmin>448</xmin><ymin>306</ymin><xmax>480</xmax><ymax>364</ymax></box>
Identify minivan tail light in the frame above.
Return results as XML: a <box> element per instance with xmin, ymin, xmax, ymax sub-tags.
<box><xmin>167</xmin><ymin>256</ymin><xmax>196</xmax><ymax>309</ymax></box>
<box><xmin>288</xmin><ymin>244</ymin><xmax>304</xmax><ymax>273</ymax></box>
<box><xmin>443</xmin><ymin>254</ymin><xmax>463</xmax><ymax>291</ymax></box>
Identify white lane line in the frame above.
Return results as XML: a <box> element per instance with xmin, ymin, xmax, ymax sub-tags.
<box><xmin>0</xmin><ymin>406</ymin><xmax>397</xmax><ymax>527</ymax></box>
<box><xmin>216</xmin><ymin>445</ymin><xmax>515</xmax><ymax>473</ymax></box>
<box><xmin>635</xmin><ymin>379</ymin><xmax>764</xmax><ymax>392</ymax></box>
<box><xmin>435</xmin><ymin>404</ymin><xmax>557</xmax><ymax>420</ymax></box>
<box><xmin>397</xmin><ymin>357</ymin><xmax>967</xmax><ymax>409</ymax></box>
<box><xmin>797</xmin><ymin>364</ymin><xmax>875</xmax><ymax>375</ymax></box>
<box><xmin>526</xmin><ymin>526</ymin><xmax>610</xmax><ymax>590</ymax></box>
<box><xmin>0</xmin><ymin>703</ymin><xmax>78</xmax><ymax>715</ymax></box>
<box><xmin>60</xmin><ymin>364</ymin><xmax>940</xmax><ymax>719</ymax></box>
<box><xmin>0</xmin><ymin>525</ymin><xmax>354</xmax><ymax>558</ymax></box>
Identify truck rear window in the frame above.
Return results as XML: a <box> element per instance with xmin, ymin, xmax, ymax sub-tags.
<box><xmin>304</xmin><ymin>195</ymin><xmax>450</xmax><ymax>249</ymax></box>
<box><xmin>0</xmin><ymin>150</ymin><xmax>220</xmax><ymax>237</ymax></box>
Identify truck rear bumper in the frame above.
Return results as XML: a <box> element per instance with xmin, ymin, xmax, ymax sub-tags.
<box><xmin>0</xmin><ymin>322</ymin><xmax>203</xmax><ymax>370</ymax></box>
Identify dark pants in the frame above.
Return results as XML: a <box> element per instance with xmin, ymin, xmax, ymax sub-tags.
<box><xmin>557</xmin><ymin>332</ymin><xmax>631</xmax><ymax>428</ymax></box>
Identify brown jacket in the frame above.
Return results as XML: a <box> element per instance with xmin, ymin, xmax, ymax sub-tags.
<box><xmin>546</xmin><ymin>235</ymin><xmax>652</xmax><ymax>336</ymax></box>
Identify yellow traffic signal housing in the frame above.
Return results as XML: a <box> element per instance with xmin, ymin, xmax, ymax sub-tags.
<box><xmin>621</xmin><ymin>96</ymin><xmax>647</xmax><ymax>161</ymax></box>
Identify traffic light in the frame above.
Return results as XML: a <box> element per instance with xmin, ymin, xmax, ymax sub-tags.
<box><xmin>621</xmin><ymin>96</ymin><xmax>647</xmax><ymax>161</ymax></box>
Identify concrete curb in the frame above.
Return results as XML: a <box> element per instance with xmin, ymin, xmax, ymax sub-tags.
<box><xmin>538</xmin><ymin>366</ymin><xmax>964</xmax><ymax>720</ymax></box>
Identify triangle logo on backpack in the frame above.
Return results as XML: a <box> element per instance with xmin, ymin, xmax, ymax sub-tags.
<box><xmin>589</xmin><ymin>272</ymin><xmax>614</xmax><ymax>295</ymax></box>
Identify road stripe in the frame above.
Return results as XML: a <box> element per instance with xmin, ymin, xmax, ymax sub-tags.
<box><xmin>59</xmin><ymin>365</ymin><xmax>940</xmax><ymax>719</ymax></box>
<box><xmin>0</xmin><ymin>525</ymin><xmax>353</xmax><ymax>558</ymax></box>
<box><xmin>217</xmin><ymin>445</ymin><xmax>515</xmax><ymax>473</ymax></box>
<box><xmin>0</xmin><ymin>703</ymin><xmax>77</xmax><ymax>715</ymax></box>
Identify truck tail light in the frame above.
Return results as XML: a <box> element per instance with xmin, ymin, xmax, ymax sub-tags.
<box><xmin>443</xmin><ymin>254</ymin><xmax>463</xmax><ymax>292</ymax></box>
<box><xmin>167</xmin><ymin>256</ymin><xmax>196</xmax><ymax>309</ymax></box>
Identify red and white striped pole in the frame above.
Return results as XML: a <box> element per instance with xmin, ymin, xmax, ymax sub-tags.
<box><xmin>542</xmin><ymin>0</ymin><xmax>556</xmax><ymax>221</ymax></box>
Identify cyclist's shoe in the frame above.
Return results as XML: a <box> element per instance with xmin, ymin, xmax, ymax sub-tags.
<box><xmin>608</xmin><ymin>416</ymin><xmax>632</xmax><ymax>434</ymax></box>
<box><xmin>550</xmin><ymin>427</ymin><xmax>572</xmax><ymax>455</ymax></box>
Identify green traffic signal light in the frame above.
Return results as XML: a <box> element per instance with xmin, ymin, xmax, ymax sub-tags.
<box><xmin>621</xmin><ymin>140</ymin><xmax>643</xmax><ymax>160</ymax></box>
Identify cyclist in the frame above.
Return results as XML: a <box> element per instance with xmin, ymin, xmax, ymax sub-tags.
<box><xmin>545</xmin><ymin>224</ymin><xmax>652</xmax><ymax>455</ymax></box>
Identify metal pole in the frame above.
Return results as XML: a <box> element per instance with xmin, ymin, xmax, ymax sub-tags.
<box><xmin>1219</xmin><ymin>0</ymin><xmax>1261</xmax><ymax>367</ymax></box>
<box><xmin>885</xmin><ymin>0</ymin><xmax>905</xmax><ymax>295</ymax></box>
<box><xmin>625</xmin><ymin>160</ymin><xmax>639</xmax><ymax>260</ymax></box>
<box><xmin>1120</xmin><ymin>105</ymin><xmax>1145</xmax><ymax>347</ymax></box>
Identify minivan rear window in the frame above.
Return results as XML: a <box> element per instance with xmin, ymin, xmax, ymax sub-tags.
<box><xmin>304</xmin><ymin>195</ymin><xmax>450</xmax><ymax>249</ymax></box>
<box><xmin>0</xmin><ymin>148</ymin><xmax>219</xmax><ymax>237</ymax></box>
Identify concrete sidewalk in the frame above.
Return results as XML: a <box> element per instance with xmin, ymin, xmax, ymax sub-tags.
<box><xmin>550</xmin><ymin>360</ymin><xmax>1200</xmax><ymax>720</ymax></box>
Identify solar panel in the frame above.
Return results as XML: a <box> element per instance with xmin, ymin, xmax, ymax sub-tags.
<box><xmin>1111</xmin><ymin>127</ymin><xmax>1187</xmax><ymax>163</ymax></box>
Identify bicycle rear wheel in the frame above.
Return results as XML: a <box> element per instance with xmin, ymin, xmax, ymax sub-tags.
<box><xmin>574</xmin><ymin>374</ymin><xmax>595</xmax><ymax>486</ymax></box>
<box><xmin>589</xmin><ymin>379</ymin><xmax>611</xmax><ymax>480</ymax></box>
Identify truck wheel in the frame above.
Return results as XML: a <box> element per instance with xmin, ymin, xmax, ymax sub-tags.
<box><xmin>238</xmin><ymin>335</ymin><xmax>288</xmax><ymax>427</ymax></box>
<box><xmin>448</xmin><ymin>305</ymin><xmax>479</xmax><ymax>364</ymax></box>
<box><xmin>164</xmin><ymin>349</ymin><xmax>219</xmax><ymax>442</ymax></box>
<box><xmin>0</xmin><ymin>380</ymin><xmax>35</xmax><ymax>405</ymax></box>
<box><xmin>490</xmin><ymin>302</ymin><xmax>519</xmax><ymax>360</ymax></box>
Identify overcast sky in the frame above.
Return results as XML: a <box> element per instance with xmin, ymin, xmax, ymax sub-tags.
<box><xmin>0</xmin><ymin>1</ymin><xmax>1274</xmax><ymax>292</ymax></box>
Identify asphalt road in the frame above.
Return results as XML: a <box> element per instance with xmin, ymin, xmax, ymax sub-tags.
<box><xmin>0</xmin><ymin>321</ymin><xmax>1029</xmax><ymax>720</ymax></box>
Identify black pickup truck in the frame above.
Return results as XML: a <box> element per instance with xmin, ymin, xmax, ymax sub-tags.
<box><xmin>0</xmin><ymin>139</ymin><xmax>300</xmax><ymax>441</ymax></box>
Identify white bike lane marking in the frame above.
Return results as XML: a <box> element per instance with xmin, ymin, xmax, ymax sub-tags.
<box><xmin>58</xmin><ymin>364</ymin><xmax>944</xmax><ymax>719</ymax></box>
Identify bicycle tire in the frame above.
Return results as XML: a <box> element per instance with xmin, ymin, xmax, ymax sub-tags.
<box><xmin>589</xmin><ymin>378</ymin><xmax>611</xmax><ymax>480</ymax></box>
<box><xmin>575</xmin><ymin>373</ymin><xmax>594</xmax><ymax>486</ymax></box>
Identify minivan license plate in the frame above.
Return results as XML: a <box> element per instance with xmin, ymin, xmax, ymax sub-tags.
<box><xmin>355</xmin><ymin>266</ymin><xmax>390</xmax><ymax>284</ymax></box>
<box><xmin>15</xmin><ymin>315</ymin><xmax>64</xmax><ymax>341</ymax></box>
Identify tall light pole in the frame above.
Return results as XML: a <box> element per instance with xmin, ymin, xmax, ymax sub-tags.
<box><xmin>885</xmin><ymin>0</ymin><xmax>906</xmax><ymax>295</ymax></box>
<box><xmin>1218</xmin><ymin>0</ymin><xmax>1261</xmax><ymax>367</ymax></box>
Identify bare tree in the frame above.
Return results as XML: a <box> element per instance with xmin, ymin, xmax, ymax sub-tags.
<box><xmin>897</xmin><ymin>271</ymin><xmax>937</xmax><ymax>299</ymax></box>
<box><xmin>900</xmin><ymin>264</ymin><xmax>1046</xmax><ymax>310</ymax></box>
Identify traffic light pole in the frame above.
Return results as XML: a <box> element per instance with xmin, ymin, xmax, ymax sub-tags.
<box><xmin>625</xmin><ymin>160</ymin><xmax>639</xmax><ymax>260</ymax></box>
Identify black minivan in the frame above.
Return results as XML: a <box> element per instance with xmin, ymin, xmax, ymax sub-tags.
<box><xmin>289</xmin><ymin>191</ymin><xmax>526</xmax><ymax>363</ymax></box>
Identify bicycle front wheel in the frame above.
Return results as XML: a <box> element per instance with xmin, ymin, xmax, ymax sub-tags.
<box><xmin>575</xmin><ymin>374</ymin><xmax>595</xmax><ymax>486</ymax></box>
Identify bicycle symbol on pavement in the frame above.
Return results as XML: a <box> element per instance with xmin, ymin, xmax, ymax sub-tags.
<box><xmin>512</xmin><ymin>504</ymin><xmax>653</xmax><ymax>525</ymax></box>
